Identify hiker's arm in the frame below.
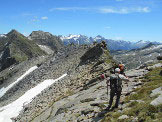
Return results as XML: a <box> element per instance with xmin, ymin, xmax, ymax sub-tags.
<box><xmin>119</xmin><ymin>74</ymin><xmax>129</xmax><ymax>82</ymax></box>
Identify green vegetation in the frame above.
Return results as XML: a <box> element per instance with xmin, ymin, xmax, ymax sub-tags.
<box><xmin>102</xmin><ymin>67</ymin><xmax>162</xmax><ymax>122</ymax></box>
<box><xmin>1</xmin><ymin>30</ymin><xmax>46</xmax><ymax>68</ymax></box>
<box><xmin>7</xmin><ymin>30</ymin><xmax>46</xmax><ymax>60</ymax></box>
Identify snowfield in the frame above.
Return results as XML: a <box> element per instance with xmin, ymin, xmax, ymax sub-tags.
<box><xmin>0</xmin><ymin>73</ymin><xmax>67</xmax><ymax>122</ymax></box>
<box><xmin>0</xmin><ymin>66</ymin><xmax>38</xmax><ymax>98</ymax></box>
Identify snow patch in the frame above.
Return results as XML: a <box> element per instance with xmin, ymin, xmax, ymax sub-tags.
<box><xmin>61</xmin><ymin>34</ymin><xmax>81</xmax><ymax>40</ymax></box>
<box><xmin>0</xmin><ymin>73</ymin><xmax>67</xmax><ymax>122</ymax></box>
<box><xmin>0</xmin><ymin>66</ymin><xmax>38</xmax><ymax>98</ymax></box>
<box><xmin>0</xmin><ymin>34</ymin><xmax>6</xmax><ymax>38</ymax></box>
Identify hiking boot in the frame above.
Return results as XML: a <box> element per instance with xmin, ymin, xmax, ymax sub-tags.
<box><xmin>114</xmin><ymin>105</ymin><xmax>118</xmax><ymax>108</ymax></box>
<box><xmin>105</xmin><ymin>106</ymin><xmax>111</xmax><ymax>111</ymax></box>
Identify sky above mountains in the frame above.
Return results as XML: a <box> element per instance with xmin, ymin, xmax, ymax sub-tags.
<box><xmin>0</xmin><ymin>0</ymin><xmax>162</xmax><ymax>42</ymax></box>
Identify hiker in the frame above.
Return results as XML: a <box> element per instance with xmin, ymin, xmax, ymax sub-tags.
<box><xmin>106</xmin><ymin>68</ymin><xmax>129</xmax><ymax>110</ymax></box>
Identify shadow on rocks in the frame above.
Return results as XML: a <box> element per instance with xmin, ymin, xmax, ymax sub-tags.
<box><xmin>92</xmin><ymin>107</ymin><xmax>116</xmax><ymax>122</ymax></box>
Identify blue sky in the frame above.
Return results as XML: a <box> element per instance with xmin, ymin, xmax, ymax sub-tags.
<box><xmin>0</xmin><ymin>0</ymin><xmax>162</xmax><ymax>42</ymax></box>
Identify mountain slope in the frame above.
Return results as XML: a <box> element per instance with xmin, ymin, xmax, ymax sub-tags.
<box><xmin>29</xmin><ymin>31</ymin><xmax>64</xmax><ymax>53</ymax></box>
<box><xmin>0</xmin><ymin>30</ymin><xmax>46</xmax><ymax>71</ymax></box>
<box><xmin>111</xmin><ymin>44</ymin><xmax>162</xmax><ymax>70</ymax></box>
<box><xmin>0</xmin><ymin>42</ymin><xmax>115</xmax><ymax>121</ymax></box>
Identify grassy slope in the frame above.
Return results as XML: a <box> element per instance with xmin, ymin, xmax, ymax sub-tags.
<box><xmin>7</xmin><ymin>30</ymin><xmax>46</xmax><ymax>62</ymax></box>
<box><xmin>102</xmin><ymin>63</ymin><xmax>162</xmax><ymax>122</ymax></box>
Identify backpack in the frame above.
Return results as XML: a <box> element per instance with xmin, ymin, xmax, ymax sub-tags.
<box><xmin>100</xmin><ymin>74</ymin><xmax>105</xmax><ymax>79</ymax></box>
<box><xmin>110</xmin><ymin>74</ymin><xmax>122</xmax><ymax>91</ymax></box>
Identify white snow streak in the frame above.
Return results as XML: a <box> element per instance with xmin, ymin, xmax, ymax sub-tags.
<box><xmin>0</xmin><ymin>66</ymin><xmax>38</xmax><ymax>98</ymax></box>
<box><xmin>0</xmin><ymin>73</ymin><xmax>67</xmax><ymax>122</ymax></box>
<box><xmin>0</xmin><ymin>34</ymin><xmax>7</xmax><ymax>38</ymax></box>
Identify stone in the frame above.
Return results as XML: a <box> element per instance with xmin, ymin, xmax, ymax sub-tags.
<box><xmin>90</xmin><ymin>103</ymin><xmax>100</xmax><ymax>107</ymax></box>
<box><xmin>81</xmin><ymin>108</ymin><xmax>94</xmax><ymax>115</ymax></box>
<box><xmin>80</xmin><ymin>98</ymin><xmax>95</xmax><ymax>103</ymax></box>
<box><xmin>150</xmin><ymin>94</ymin><xmax>162</xmax><ymax>106</ymax></box>
<box><xmin>150</xmin><ymin>87</ymin><xmax>162</xmax><ymax>97</ymax></box>
<box><xmin>150</xmin><ymin>87</ymin><xmax>162</xmax><ymax>106</ymax></box>
<box><xmin>160</xmin><ymin>70</ymin><xmax>162</xmax><ymax>76</ymax></box>
<box><xmin>118</xmin><ymin>115</ymin><xmax>129</xmax><ymax>120</ymax></box>
<box><xmin>130</xmin><ymin>100</ymin><xmax>144</xmax><ymax>103</ymax></box>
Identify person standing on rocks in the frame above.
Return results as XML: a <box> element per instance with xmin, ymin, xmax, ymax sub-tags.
<box><xmin>106</xmin><ymin>68</ymin><xmax>129</xmax><ymax>110</ymax></box>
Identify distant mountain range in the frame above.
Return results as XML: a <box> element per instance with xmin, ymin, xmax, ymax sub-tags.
<box><xmin>60</xmin><ymin>34</ymin><xmax>161</xmax><ymax>50</ymax></box>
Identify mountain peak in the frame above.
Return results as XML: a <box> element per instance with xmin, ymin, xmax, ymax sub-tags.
<box><xmin>7</xmin><ymin>29</ymin><xmax>23</xmax><ymax>38</ymax></box>
<box><xmin>8</xmin><ymin>29</ymin><xmax>19</xmax><ymax>34</ymax></box>
<box><xmin>29</xmin><ymin>30</ymin><xmax>64</xmax><ymax>51</ymax></box>
<box><xmin>96</xmin><ymin>35</ymin><xmax>103</xmax><ymax>38</ymax></box>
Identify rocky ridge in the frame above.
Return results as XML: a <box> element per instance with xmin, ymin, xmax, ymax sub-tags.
<box><xmin>112</xmin><ymin>44</ymin><xmax>162</xmax><ymax>70</ymax></box>
<box><xmin>0</xmin><ymin>42</ymin><xmax>115</xmax><ymax>121</ymax></box>
<box><xmin>15</xmin><ymin>53</ymin><xmax>162</xmax><ymax>122</ymax></box>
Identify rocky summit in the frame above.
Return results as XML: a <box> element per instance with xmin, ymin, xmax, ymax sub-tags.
<box><xmin>0</xmin><ymin>30</ymin><xmax>161</xmax><ymax>122</ymax></box>
<box><xmin>29</xmin><ymin>31</ymin><xmax>64</xmax><ymax>53</ymax></box>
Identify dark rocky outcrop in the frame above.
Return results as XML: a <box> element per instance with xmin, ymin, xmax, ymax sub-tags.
<box><xmin>157</xmin><ymin>56</ymin><xmax>162</xmax><ymax>60</ymax></box>
<box><xmin>79</xmin><ymin>43</ymin><xmax>103</xmax><ymax>65</ymax></box>
<box><xmin>160</xmin><ymin>70</ymin><xmax>162</xmax><ymax>76</ymax></box>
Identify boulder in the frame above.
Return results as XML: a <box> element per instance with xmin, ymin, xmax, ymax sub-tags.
<box><xmin>150</xmin><ymin>87</ymin><xmax>162</xmax><ymax>106</ymax></box>
<box><xmin>118</xmin><ymin>115</ymin><xmax>129</xmax><ymax>120</ymax></box>
<box><xmin>150</xmin><ymin>95</ymin><xmax>162</xmax><ymax>106</ymax></box>
<box><xmin>150</xmin><ymin>87</ymin><xmax>162</xmax><ymax>97</ymax></box>
<box><xmin>159</xmin><ymin>70</ymin><xmax>162</xmax><ymax>76</ymax></box>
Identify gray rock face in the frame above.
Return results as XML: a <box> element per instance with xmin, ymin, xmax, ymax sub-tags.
<box><xmin>147</xmin><ymin>63</ymin><xmax>162</xmax><ymax>69</ymax></box>
<box><xmin>112</xmin><ymin>44</ymin><xmax>162</xmax><ymax>70</ymax></box>
<box><xmin>0</xmin><ymin>43</ymin><xmax>16</xmax><ymax>71</ymax></box>
<box><xmin>150</xmin><ymin>87</ymin><xmax>162</xmax><ymax>106</ymax></box>
<box><xmin>150</xmin><ymin>87</ymin><xmax>162</xmax><ymax>97</ymax></box>
<box><xmin>29</xmin><ymin>31</ymin><xmax>64</xmax><ymax>53</ymax></box>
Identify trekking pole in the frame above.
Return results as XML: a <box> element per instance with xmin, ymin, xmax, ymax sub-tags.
<box><xmin>107</xmin><ymin>80</ymin><xmax>109</xmax><ymax>101</ymax></box>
